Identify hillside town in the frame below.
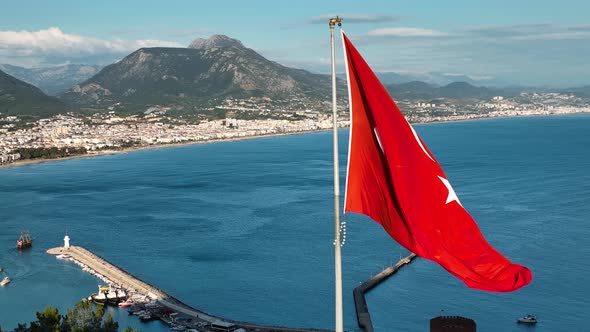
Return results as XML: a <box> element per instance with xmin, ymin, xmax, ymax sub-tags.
<box><xmin>1</xmin><ymin>92</ymin><xmax>589</xmax><ymax>166</ymax></box>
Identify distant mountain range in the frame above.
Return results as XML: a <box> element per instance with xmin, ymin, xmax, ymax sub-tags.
<box><xmin>385</xmin><ymin>81</ymin><xmax>509</xmax><ymax>100</ymax></box>
<box><xmin>60</xmin><ymin>35</ymin><xmax>339</xmax><ymax>111</ymax></box>
<box><xmin>1</xmin><ymin>34</ymin><xmax>589</xmax><ymax>119</ymax></box>
<box><xmin>563</xmin><ymin>85</ymin><xmax>590</xmax><ymax>97</ymax></box>
<box><xmin>0</xmin><ymin>64</ymin><xmax>102</xmax><ymax>96</ymax></box>
<box><xmin>384</xmin><ymin>81</ymin><xmax>590</xmax><ymax>100</ymax></box>
<box><xmin>373</xmin><ymin>71</ymin><xmax>499</xmax><ymax>87</ymax></box>
<box><xmin>0</xmin><ymin>69</ymin><xmax>67</xmax><ymax>117</ymax></box>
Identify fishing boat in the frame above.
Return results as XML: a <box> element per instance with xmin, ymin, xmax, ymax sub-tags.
<box><xmin>0</xmin><ymin>276</ymin><xmax>10</xmax><ymax>287</ymax></box>
<box><xmin>517</xmin><ymin>314</ymin><xmax>538</xmax><ymax>324</ymax></box>
<box><xmin>16</xmin><ymin>231</ymin><xmax>32</xmax><ymax>249</ymax></box>
<box><xmin>89</xmin><ymin>285</ymin><xmax>127</xmax><ymax>305</ymax></box>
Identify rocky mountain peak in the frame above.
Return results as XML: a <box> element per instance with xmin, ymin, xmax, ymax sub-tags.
<box><xmin>188</xmin><ymin>34</ymin><xmax>244</xmax><ymax>50</ymax></box>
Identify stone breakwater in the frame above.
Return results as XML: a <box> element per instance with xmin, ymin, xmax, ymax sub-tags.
<box><xmin>47</xmin><ymin>246</ymin><xmax>332</xmax><ymax>332</ymax></box>
<box><xmin>353</xmin><ymin>254</ymin><xmax>417</xmax><ymax>332</ymax></box>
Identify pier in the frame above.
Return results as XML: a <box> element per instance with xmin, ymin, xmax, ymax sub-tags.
<box><xmin>47</xmin><ymin>246</ymin><xmax>331</xmax><ymax>332</ymax></box>
<box><xmin>353</xmin><ymin>254</ymin><xmax>417</xmax><ymax>332</ymax></box>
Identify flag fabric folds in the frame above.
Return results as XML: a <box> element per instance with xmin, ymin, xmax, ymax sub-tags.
<box><xmin>341</xmin><ymin>31</ymin><xmax>532</xmax><ymax>292</ymax></box>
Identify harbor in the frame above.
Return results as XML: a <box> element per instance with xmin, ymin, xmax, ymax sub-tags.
<box><xmin>47</xmin><ymin>244</ymin><xmax>331</xmax><ymax>332</ymax></box>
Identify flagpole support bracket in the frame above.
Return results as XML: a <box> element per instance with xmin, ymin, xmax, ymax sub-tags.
<box><xmin>329</xmin><ymin>16</ymin><xmax>342</xmax><ymax>29</ymax></box>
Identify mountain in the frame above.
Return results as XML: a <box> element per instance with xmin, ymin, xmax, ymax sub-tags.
<box><xmin>0</xmin><ymin>64</ymin><xmax>103</xmax><ymax>95</ymax></box>
<box><xmin>386</xmin><ymin>81</ymin><xmax>505</xmax><ymax>100</ymax></box>
<box><xmin>188</xmin><ymin>34</ymin><xmax>244</xmax><ymax>49</ymax></box>
<box><xmin>0</xmin><ymin>69</ymin><xmax>67</xmax><ymax>117</ymax></box>
<box><xmin>387</xmin><ymin>81</ymin><xmax>438</xmax><ymax>99</ymax></box>
<box><xmin>563</xmin><ymin>85</ymin><xmax>590</xmax><ymax>97</ymax></box>
<box><xmin>60</xmin><ymin>35</ymin><xmax>337</xmax><ymax>111</ymax></box>
<box><xmin>437</xmin><ymin>82</ymin><xmax>498</xmax><ymax>99</ymax></box>
<box><xmin>374</xmin><ymin>71</ymin><xmax>498</xmax><ymax>86</ymax></box>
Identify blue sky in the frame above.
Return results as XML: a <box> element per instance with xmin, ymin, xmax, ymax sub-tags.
<box><xmin>1</xmin><ymin>0</ymin><xmax>589</xmax><ymax>86</ymax></box>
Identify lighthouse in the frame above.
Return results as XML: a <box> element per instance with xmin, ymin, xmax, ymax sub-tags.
<box><xmin>64</xmin><ymin>233</ymin><xmax>71</xmax><ymax>249</ymax></box>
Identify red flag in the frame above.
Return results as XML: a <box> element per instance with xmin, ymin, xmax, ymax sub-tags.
<box><xmin>341</xmin><ymin>31</ymin><xmax>531</xmax><ymax>292</ymax></box>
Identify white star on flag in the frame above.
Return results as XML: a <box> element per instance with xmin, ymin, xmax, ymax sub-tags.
<box><xmin>438</xmin><ymin>176</ymin><xmax>463</xmax><ymax>207</ymax></box>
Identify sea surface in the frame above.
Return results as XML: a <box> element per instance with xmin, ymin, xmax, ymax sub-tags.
<box><xmin>1</xmin><ymin>115</ymin><xmax>589</xmax><ymax>331</ymax></box>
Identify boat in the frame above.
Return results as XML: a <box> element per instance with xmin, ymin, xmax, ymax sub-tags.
<box><xmin>118</xmin><ymin>299</ymin><xmax>134</xmax><ymax>308</ymax></box>
<box><xmin>90</xmin><ymin>284</ymin><xmax>127</xmax><ymax>305</ymax></box>
<box><xmin>139</xmin><ymin>313</ymin><xmax>152</xmax><ymax>321</ymax></box>
<box><xmin>0</xmin><ymin>276</ymin><xmax>10</xmax><ymax>287</ymax></box>
<box><xmin>16</xmin><ymin>231</ymin><xmax>32</xmax><ymax>249</ymax></box>
<box><xmin>517</xmin><ymin>314</ymin><xmax>538</xmax><ymax>324</ymax></box>
<box><xmin>138</xmin><ymin>310</ymin><xmax>156</xmax><ymax>321</ymax></box>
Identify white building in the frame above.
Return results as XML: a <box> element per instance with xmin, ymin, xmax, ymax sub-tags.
<box><xmin>64</xmin><ymin>234</ymin><xmax>71</xmax><ymax>248</ymax></box>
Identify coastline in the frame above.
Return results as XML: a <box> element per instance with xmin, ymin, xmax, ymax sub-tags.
<box><xmin>2</xmin><ymin>112</ymin><xmax>589</xmax><ymax>170</ymax></box>
<box><xmin>0</xmin><ymin>128</ymin><xmax>327</xmax><ymax>170</ymax></box>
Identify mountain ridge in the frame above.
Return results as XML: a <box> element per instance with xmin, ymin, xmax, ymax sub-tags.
<box><xmin>60</xmin><ymin>35</ymin><xmax>338</xmax><ymax>111</ymax></box>
<box><xmin>0</xmin><ymin>64</ymin><xmax>103</xmax><ymax>95</ymax></box>
<box><xmin>0</xmin><ymin>69</ymin><xmax>67</xmax><ymax>117</ymax></box>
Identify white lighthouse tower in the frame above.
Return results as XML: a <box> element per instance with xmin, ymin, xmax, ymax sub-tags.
<box><xmin>64</xmin><ymin>233</ymin><xmax>71</xmax><ymax>249</ymax></box>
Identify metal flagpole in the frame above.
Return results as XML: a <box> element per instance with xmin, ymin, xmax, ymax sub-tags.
<box><xmin>329</xmin><ymin>15</ymin><xmax>343</xmax><ymax>332</ymax></box>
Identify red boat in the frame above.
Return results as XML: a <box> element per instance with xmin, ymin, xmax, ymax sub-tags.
<box><xmin>118</xmin><ymin>299</ymin><xmax>133</xmax><ymax>308</ymax></box>
<box><xmin>16</xmin><ymin>231</ymin><xmax>32</xmax><ymax>249</ymax></box>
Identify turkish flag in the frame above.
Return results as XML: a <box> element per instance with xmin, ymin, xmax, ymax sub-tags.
<box><xmin>341</xmin><ymin>31</ymin><xmax>531</xmax><ymax>292</ymax></box>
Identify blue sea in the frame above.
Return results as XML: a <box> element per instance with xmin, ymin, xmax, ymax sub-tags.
<box><xmin>1</xmin><ymin>115</ymin><xmax>589</xmax><ymax>331</ymax></box>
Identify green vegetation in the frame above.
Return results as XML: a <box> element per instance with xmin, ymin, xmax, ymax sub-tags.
<box><xmin>15</xmin><ymin>147</ymin><xmax>87</xmax><ymax>160</ymax></box>
<box><xmin>6</xmin><ymin>300</ymin><xmax>139</xmax><ymax>332</ymax></box>
<box><xmin>0</xmin><ymin>69</ymin><xmax>68</xmax><ymax>117</ymax></box>
<box><xmin>59</xmin><ymin>42</ymin><xmax>337</xmax><ymax>113</ymax></box>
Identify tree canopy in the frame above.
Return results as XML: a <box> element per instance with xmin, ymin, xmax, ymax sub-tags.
<box><xmin>6</xmin><ymin>300</ymin><xmax>139</xmax><ymax>332</ymax></box>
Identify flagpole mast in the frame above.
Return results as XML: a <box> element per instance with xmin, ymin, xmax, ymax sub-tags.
<box><xmin>329</xmin><ymin>15</ymin><xmax>343</xmax><ymax>332</ymax></box>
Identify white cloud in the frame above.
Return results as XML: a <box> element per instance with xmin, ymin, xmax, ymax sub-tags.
<box><xmin>366</xmin><ymin>27</ymin><xmax>448</xmax><ymax>37</ymax></box>
<box><xmin>461</xmin><ymin>23</ymin><xmax>590</xmax><ymax>41</ymax></box>
<box><xmin>443</xmin><ymin>72</ymin><xmax>494</xmax><ymax>80</ymax></box>
<box><xmin>0</xmin><ymin>27</ymin><xmax>182</xmax><ymax>66</ymax></box>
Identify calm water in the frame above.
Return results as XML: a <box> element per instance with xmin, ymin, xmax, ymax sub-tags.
<box><xmin>1</xmin><ymin>115</ymin><xmax>589</xmax><ymax>331</ymax></box>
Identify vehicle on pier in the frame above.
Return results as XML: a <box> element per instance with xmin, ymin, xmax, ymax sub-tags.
<box><xmin>16</xmin><ymin>231</ymin><xmax>32</xmax><ymax>249</ymax></box>
<box><xmin>517</xmin><ymin>314</ymin><xmax>538</xmax><ymax>324</ymax></box>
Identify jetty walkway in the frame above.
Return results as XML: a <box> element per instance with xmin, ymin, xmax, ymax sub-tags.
<box><xmin>47</xmin><ymin>246</ymin><xmax>331</xmax><ymax>332</ymax></box>
<box><xmin>353</xmin><ymin>254</ymin><xmax>417</xmax><ymax>332</ymax></box>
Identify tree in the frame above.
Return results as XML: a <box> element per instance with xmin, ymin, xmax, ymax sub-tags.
<box><xmin>122</xmin><ymin>328</ymin><xmax>140</xmax><ymax>332</ymax></box>
<box><xmin>30</xmin><ymin>307</ymin><xmax>61</xmax><ymax>332</ymax></box>
<box><xmin>100</xmin><ymin>314</ymin><xmax>117</xmax><ymax>332</ymax></box>
<box><xmin>12</xmin><ymin>324</ymin><xmax>28</xmax><ymax>332</ymax></box>
<box><xmin>63</xmin><ymin>300</ymin><xmax>104</xmax><ymax>332</ymax></box>
<box><xmin>13</xmin><ymin>300</ymin><xmax>120</xmax><ymax>332</ymax></box>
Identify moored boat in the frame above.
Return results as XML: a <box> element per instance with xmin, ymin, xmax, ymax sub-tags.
<box><xmin>90</xmin><ymin>285</ymin><xmax>127</xmax><ymax>305</ymax></box>
<box><xmin>517</xmin><ymin>314</ymin><xmax>538</xmax><ymax>324</ymax></box>
<box><xmin>16</xmin><ymin>231</ymin><xmax>32</xmax><ymax>249</ymax></box>
<box><xmin>0</xmin><ymin>276</ymin><xmax>11</xmax><ymax>287</ymax></box>
<box><xmin>118</xmin><ymin>299</ymin><xmax>134</xmax><ymax>308</ymax></box>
